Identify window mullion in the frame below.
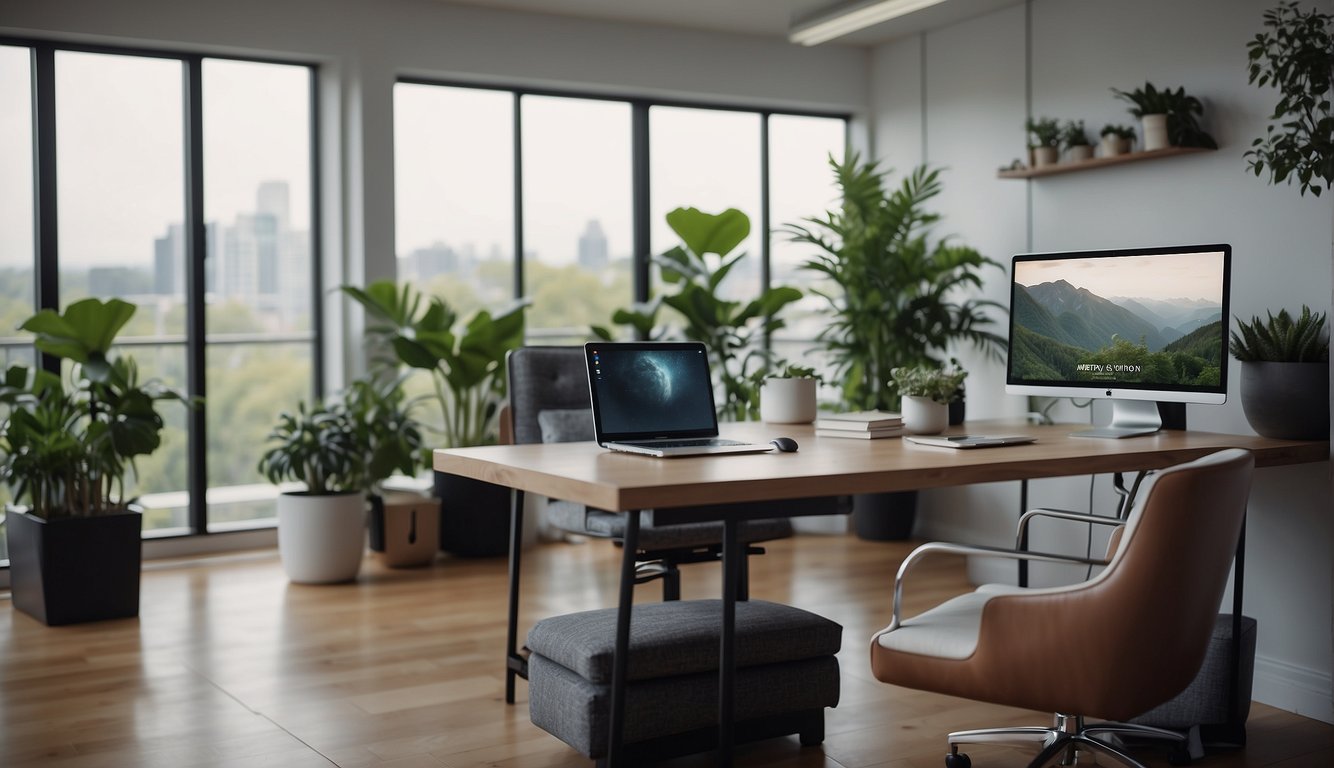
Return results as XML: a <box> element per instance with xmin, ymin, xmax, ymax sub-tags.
<box><xmin>183</xmin><ymin>55</ymin><xmax>208</xmax><ymax>535</ymax></box>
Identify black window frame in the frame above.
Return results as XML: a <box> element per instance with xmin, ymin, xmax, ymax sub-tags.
<box><xmin>0</xmin><ymin>37</ymin><xmax>324</xmax><ymax>546</ymax></box>
<box><xmin>393</xmin><ymin>77</ymin><xmax>850</xmax><ymax>324</ymax></box>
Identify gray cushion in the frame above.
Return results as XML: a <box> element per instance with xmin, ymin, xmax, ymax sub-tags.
<box><xmin>529</xmin><ymin>652</ymin><xmax>839</xmax><ymax>758</ymax></box>
<box><xmin>526</xmin><ymin>599</ymin><xmax>842</xmax><ymax>684</ymax></box>
<box><xmin>537</xmin><ymin>408</ymin><xmax>594</xmax><ymax>444</ymax></box>
<box><xmin>585</xmin><ymin>512</ymin><xmax>793</xmax><ymax>549</ymax></box>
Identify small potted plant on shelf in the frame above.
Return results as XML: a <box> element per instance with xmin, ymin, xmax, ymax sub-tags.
<box><xmin>1229</xmin><ymin>305</ymin><xmax>1329</xmax><ymax>440</ymax></box>
<box><xmin>259</xmin><ymin>398</ymin><xmax>369</xmax><ymax>584</ymax></box>
<box><xmin>1100</xmin><ymin>124</ymin><xmax>1136</xmax><ymax>156</ymax></box>
<box><xmin>1111</xmin><ymin>81</ymin><xmax>1218</xmax><ymax>151</ymax></box>
<box><xmin>0</xmin><ymin>298</ymin><xmax>189</xmax><ymax>625</ymax></box>
<box><xmin>1026</xmin><ymin>116</ymin><xmax>1061</xmax><ymax>167</ymax></box>
<box><xmin>889</xmin><ymin>364</ymin><xmax>968</xmax><ymax>436</ymax></box>
<box><xmin>1061</xmin><ymin>120</ymin><xmax>1094</xmax><ymax>163</ymax></box>
<box><xmin>760</xmin><ymin>364</ymin><xmax>822</xmax><ymax>425</ymax></box>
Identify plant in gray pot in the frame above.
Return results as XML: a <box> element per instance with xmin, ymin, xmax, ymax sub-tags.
<box><xmin>1229</xmin><ymin>305</ymin><xmax>1330</xmax><ymax>440</ymax></box>
<box><xmin>0</xmin><ymin>299</ymin><xmax>189</xmax><ymax>625</ymax></box>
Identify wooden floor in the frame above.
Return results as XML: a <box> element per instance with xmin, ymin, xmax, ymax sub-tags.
<box><xmin>2</xmin><ymin>533</ymin><xmax>1332</xmax><ymax>768</ymax></box>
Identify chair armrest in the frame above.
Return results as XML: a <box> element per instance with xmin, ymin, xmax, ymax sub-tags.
<box><xmin>1015</xmin><ymin>507</ymin><xmax>1126</xmax><ymax>550</ymax></box>
<box><xmin>888</xmin><ymin>541</ymin><xmax>1109</xmax><ymax>632</ymax></box>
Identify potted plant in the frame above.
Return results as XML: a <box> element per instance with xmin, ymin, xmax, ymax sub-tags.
<box><xmin>592</xmin><ymin>207</ymin><xmax>803</xmax><ymax>421</ymax></box>
<box><xmin>341</xmin><ymin>281</ymin><xmax>526</xmax><ymax>557</ymax></box>
<box><xmin>1245</xmin><ymin>2</ymin><xmax>1334</xmax><ymax>197</ymax></box>
<box><xmin>1112</xmin><ymin>81</ymin><xmax>1218</xmax><ymax>151</ymax></box>
<box><xmin>258</xmin><ymin>398</ymin><xmax>369</xmax><ymax>583</ymax></box>
<box><xmin>760</xmin><ymin>364</ymin><xmax>822</xmax><ymax>424</ymax></box>
<box><xmin>0</xmin><ymin>298</ymin><xmax>188</xmax><ymax>624</ymax></box>
<box><xmin>1100</xmin><ymin>124</ymin><xmax>1136</xmax><ymax>156</ymax></box>
<box><xmin>1061</xmin><ymin>120</ymin><xmax>1094</xmax><ymax>162</ymax></box>
<box><xmin>1026</xmin><ymin>116</ymin><xmax>1061</xmax><ymax>167</ymax></box>
<box><xmin>786</xmin><ymin>152</ymin><xmax>1005</xmax><ymax>540</ymax></box>
<box><xmin>890</xmin><ymin>364</ymin><xmax>968</xmax><ymax>435</ymax></box>
<box><xmin>1229</xmin><ymin>305</ymin><xmax>1329</xmax><ymax>440</ymax></box>
<box><xmin>345</xmin><ymin>374</ymin><xmax>435</xmax><ymax>568</ymax></box>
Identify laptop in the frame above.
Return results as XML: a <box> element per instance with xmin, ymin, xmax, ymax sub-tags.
<box><xmin>904</xmin><ymin>434</ymin><xmax>1038</xmax><ymax>449</ymax></box>
<box><xmin>584</xmin><ymin>341</ymin><xmax>773</xmax><ymax>457</ymax></box>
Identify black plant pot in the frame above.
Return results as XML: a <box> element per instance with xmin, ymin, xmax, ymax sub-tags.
<box><xmin>368</xmin><ymin>494</ymin><xmax>386</xmax><ymax>552</ymax></box>
<box><xmin>434</xmin><ymin>471</ymin><xmax>513</xmax><ymax>557</ymax></box>
<box><xmin>1240</xmin><ymin>361</ymin><xmax>1330</xmax><ymax>440</ymax></box>
<box><xmin>7</xmin><ymin>509</ymin><xmax>142</xmax><ymax>626</ymax></box>
<box><xmin>851</xmin><ymin>490</ymin><xmax>918</xmax><ymax>541</ymax></box>
<box><xmin>948</xmin><ymin>397</ymin><xmax>966</xmax><ymax>426</ymax></box>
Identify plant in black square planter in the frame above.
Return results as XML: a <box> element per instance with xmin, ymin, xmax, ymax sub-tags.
<box><xmin>7</xmin><ymin>508</ymin><xmax>142</xmax><ymax>625</ymax></box>
<box><xmin>0</xmin><ymin>298</ymin><xmax>190</xmax><ymax>626</ymax></box>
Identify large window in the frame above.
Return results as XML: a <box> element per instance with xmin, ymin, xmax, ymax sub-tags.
<box><xmin>393</xmin><ymin>81</ymin><xmax>847</xmax><ymax>352</ymax></box>
<box><xmin>0</xmin><ymin>41</ymin><xmax>319</xmax><ymax>553</ymax></box>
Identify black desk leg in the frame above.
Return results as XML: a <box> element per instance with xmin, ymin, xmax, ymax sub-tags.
<box><xmin>1227</xmin><ymin>514</ymin><xmax>1248</xmax><ymax>745</ymax></box>
<box><xmin>719</xmin><ymin>516</ymin><xmax>740</xmax><ymax>767</ymax></box>
<box><xmin>607</xmin><ymin>509</ymin><xmax>641</xmax><ymax>768</ymax></box>
<box><xmin>505</xmin><ymin>489</ymin><xmax>526</xmax><ymax>705</ymax></box>
<box><xmin>1018</xmin><ymin>479</ymin><xmax>1029</xmax><ymax>588</ymax></box>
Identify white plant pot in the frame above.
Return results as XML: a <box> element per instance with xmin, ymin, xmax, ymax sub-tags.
<box><xmin>1063</xmin><ymin>144</ymin><xmax>1094</xmax><ymax>163</ymax></box>
<box><xmin>1141</xmin><ymin>114</ymin><xmax>1169</xmax><ymax>151</ymax></box>
<box><xmin>278</xmin><ymin>491</ymin><xmax>367</xmax><ymax>584</ymax></box>
<box><xmin>760</xmin><ymin>378</ymin><xmax>818</xmax><ymax>424</ymax></box>
<box><xmin>902</xmin><ymin>396</ymin><xmax>949</xmax><ymax>435</ymax></box>
<box><xmin>1032</xmin><ymin>146</ymin><xmax>1059</xmax><ymax>167</ymax></box>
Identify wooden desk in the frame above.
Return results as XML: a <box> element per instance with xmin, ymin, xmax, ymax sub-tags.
<box><xmin>434</xmin><ymin>422</ymin><xmax>1326</xmax><ymax>766</ymax></box>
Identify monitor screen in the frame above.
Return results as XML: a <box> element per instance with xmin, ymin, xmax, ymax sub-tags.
<box><xmin>585</xmin><ymin>342</ymin><xmax>720</xmax><ymax>439</ymax></box>
<box><xmin>1006</xmin><ymin>244</ymin><xmax>1231</xmax><ymax>405</ymax></box>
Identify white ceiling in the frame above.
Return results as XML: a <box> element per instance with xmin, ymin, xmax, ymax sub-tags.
<box><xmin>435</xmin><ymin>0</ymin><xmax>1025</xmax><ymax>46</ymax></box>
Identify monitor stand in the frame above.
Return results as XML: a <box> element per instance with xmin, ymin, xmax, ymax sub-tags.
<box><xmin>1071</xmin><ymin>399</ymin><xmax>1162</xmax><ymax>439</ymax></box>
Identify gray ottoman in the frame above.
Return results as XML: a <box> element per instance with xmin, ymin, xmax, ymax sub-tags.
<box><xmin>526</xmin><ymin>599</ymin><xmax>842</xmax><ymax>762</ymax></box>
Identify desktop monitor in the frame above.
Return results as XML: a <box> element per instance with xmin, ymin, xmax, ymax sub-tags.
<box><xmin>1006</xmin><ymin>243</ymin><xmax>1231</xmax><ymax>438</ymax></box>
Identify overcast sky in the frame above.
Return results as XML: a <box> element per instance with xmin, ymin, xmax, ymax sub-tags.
<box><xmin>1015</xmin><ymin>250</ymin><xmax>1227</xmax><ymax>303</ymax></box>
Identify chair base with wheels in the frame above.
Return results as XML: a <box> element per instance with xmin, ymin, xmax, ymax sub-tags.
<box><xmin>944</xmin><ymin>712</ymin><xmax>1194</xmax><ymax>768</ymax></box>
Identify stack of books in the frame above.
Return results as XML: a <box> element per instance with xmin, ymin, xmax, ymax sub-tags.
<box><xmin>815</xmin><ymin>411</ymin><xmax>904</xmax><ymax>439</ymax></box>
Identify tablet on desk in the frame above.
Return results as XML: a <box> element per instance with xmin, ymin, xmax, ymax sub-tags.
<box><xmin>904</xmin><ymin>434</ymin><xmax>1038</xmax><ymax>449</ymax></box>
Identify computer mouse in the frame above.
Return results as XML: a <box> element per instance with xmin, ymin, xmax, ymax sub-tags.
<box><xmin>769</xmin><ymin>437</ymin><xmax>799</xmax><ymax>453</ymax></box>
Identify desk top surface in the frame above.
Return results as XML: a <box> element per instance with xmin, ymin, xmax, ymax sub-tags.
<box><xmin>433</xmin><ymin>421</ymin><xmax>1328</xmax><ymax>511</ymax></box>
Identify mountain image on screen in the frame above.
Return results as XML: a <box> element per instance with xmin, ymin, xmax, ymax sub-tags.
<box><xmin>1012</xmin><ymin>279</ymin><xmax>1223</xmax><ymax>387</ymax></box>
<box><xmin>595</xmin><ymin>349</ymin><xmax>718</xmax><ymax>435</ymax></box>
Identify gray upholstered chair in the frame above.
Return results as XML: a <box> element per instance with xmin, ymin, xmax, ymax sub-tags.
<box><xmin>506</xmin><ymin>345</ymin><xmax>793</xmax><ymax>600</ymax></box>
<box><xmin>869</xmin><ymin>448</ymin><xmax>1255</xmax><ymax>768</ymax></box>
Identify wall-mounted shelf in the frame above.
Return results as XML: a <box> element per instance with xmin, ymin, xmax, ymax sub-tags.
<box><xmin>997</xmin><ymin>146</ymin><xmax>1215</xmax><ymax>179</ymax></box>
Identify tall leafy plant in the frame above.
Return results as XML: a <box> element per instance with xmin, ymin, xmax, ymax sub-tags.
<box><xmin>0</xmin><ymin>299</ymin><xmax>189</xmax><ymax>519</ymax></box>
<box><xmin>1246</xmin><ymin>1</ymin><xmax>1334</xmax><ymax>196</ymax></box>
<box><xmin>785</xmin><ymin>153</ymin><xmax>1005</xmax><ymax>412</ymax></box>
<box><xmin>341</xmin><ymin>281</ymin><xmax>526</xmax><ymax>448</ymax></box>
<box><xmin>593</xmin><ymin>207</ymin><xmax>802</xmax><ymax>420</ymax></box>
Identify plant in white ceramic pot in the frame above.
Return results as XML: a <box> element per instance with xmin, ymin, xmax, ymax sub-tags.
<box><xmin>259</xmin><ymin>398</ymin><xmax>369</xmax><ymax>584</ymax></box>
<box><xmin>1229</xmin><ymin>305</ymin><xmax>1329</xmax><ymax>440</ymax></box>
<box><xmin>1112</xmin><ymin>81</ymin><xmax>1218</xmax><ymax>151</ymax></box>
<box><xmin>889</xmin><ymin>364</ymin><xmax>967</xmax><ymax>436</ymax></box>
<box><xmin>760</xmin><ymin>364</ymin><xmax>822</xmax><ymax>424</ymax></box>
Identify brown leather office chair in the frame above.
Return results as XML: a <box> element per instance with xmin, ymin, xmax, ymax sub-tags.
<box><xmin>870</xmin><ymin>448</ymin><xmax>1255</xmax><ymax>768</ymax></box>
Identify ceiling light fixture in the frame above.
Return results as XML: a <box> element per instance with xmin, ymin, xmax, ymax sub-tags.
<box><xmin>789</xmin><ymin>0</ymin><xmax>950</xmax><ymax>46</ymax></box>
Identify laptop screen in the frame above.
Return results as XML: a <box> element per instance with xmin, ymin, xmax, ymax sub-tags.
<box><xmin>585</xmin><ymin>342</ymin><xmax>720</xmax><ymax>441</ymax></box>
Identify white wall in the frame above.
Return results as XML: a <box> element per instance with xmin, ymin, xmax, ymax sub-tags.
<box><xmin>3</xmin><ymin>0</ymin><xmax>868</xmax><ymax>383</ymax></box>
<box><xmin>872</xmin><ymin>0</ymin><xmax>1334</xmax><ymax>722</ymax></box>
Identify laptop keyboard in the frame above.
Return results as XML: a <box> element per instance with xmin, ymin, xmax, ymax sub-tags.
<box><xmin>623</xmin><ymin>438</ymin><xmax>748</xmax><ymax>449</ymax></box>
